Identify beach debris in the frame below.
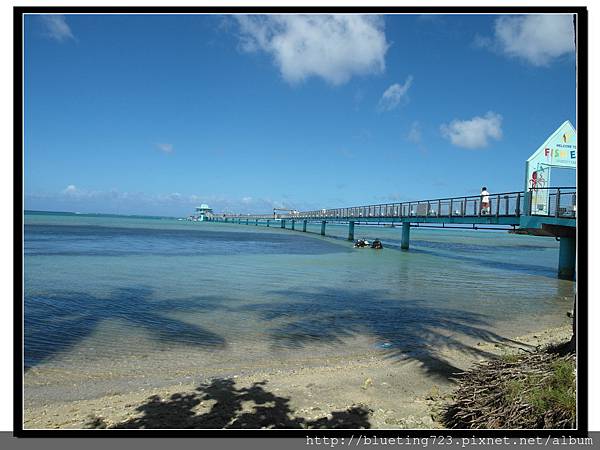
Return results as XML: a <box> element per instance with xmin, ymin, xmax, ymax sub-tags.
<box><xmin>361</xmin><ymin>378</ymin><xmax>373</xmax><ymax>390</ymax></box>
<box><xmin>441</xmin><ymin>349</ymin><xmax>575</xmax><ymax>429</ymax></box>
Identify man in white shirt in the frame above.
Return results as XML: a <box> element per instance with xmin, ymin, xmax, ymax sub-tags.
<box><xmin>480</xmin><ymin>187</ymin><xmax>490</xmax><ymax>214</ymax></box>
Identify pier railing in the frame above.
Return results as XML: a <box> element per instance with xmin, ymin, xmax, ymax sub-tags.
<box><xmin>297</xmin><ymin>191</ymin><xmax>525</xmax><ymax>220</ymax></box>
<box><xmin>527</xmin><ymin>187</ymin><xmax>576</xmax><ymax>218</ymax></box>
<box><xmin>222</xmin><ymin>190</ymin><xmax>526</xmax><ymax>220</ymax></box>
<box><xmin>220</xmin><ymin>188</ymin><xmax>576</xmax><ymax>221</ymax></box>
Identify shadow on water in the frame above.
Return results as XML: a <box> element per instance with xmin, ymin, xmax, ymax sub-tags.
<box><xmin>380</xmin><ymin>241</ymin><xmax>558</xmax><ymax>279</ymax></box>
<box><xmin>25</xmin><ymin>287</ymin><xmax>226</xmax><ymax>371</ymax></box>
<box><xmin>240</xmin><ymin>287</ymin><xmax>529</xmax><ymax>380</ymax></box>
<box><xmin>87</xmin><ymin>378</ymin><xmax>371</xmax><ymax>429</ymax></box>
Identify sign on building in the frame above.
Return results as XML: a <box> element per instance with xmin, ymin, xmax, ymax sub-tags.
<box><xmin>525</xmin><ymin>121</ymin><xmax>576</xmax><ymax>215</ymax></box>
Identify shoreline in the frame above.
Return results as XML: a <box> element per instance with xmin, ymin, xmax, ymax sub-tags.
<box><xmin>23</xmin><ymin>324</ymin><xmax>573</xmax><ymax>429</ymax></box>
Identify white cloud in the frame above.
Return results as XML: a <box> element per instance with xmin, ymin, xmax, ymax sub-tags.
<box><xmin>378</xmin><ymin>76</ymin><xmax>413</xmax><ymax>111</ymax></box>
<box><xmin>37</xmin><ymin>186</ymin><xmax>310</xmax><ymax>216</ymax></box>
<box><xmin>484</xmin><ymin>15</ymin><xmax>575</xmax><ymax>66</ymax></box>
<box><xmin>156</xmin><ymin>143</ymin><xmax>174</xmax><ymax>154</ymax></box>
<box><xmin>39</xmin><ymin>15</ymin><xmax>75</xmax><ymax>42</ymax></box>
<box><xmin>236</xmin><ymin>15</ymin><xmax>388</xmax><ymax>85</ymax></box>
<box><xmin>62</xmin><ymin>184</ymin><xmax>78</xmax><ymax>195</ymax></box>
<box><xmin>440</xmin><ymin>112</ymin><xmax>503</xmax><ymax>149</ymax></box>
<box><xmin>407</xmin><ymin>121</ymin><xmax>422</xmax><ymax>144</ymax></box>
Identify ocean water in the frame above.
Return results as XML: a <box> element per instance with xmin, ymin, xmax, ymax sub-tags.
<box><xmin>23</xmin><ymin>212</ymin><xmax>574</xmax><ymax>404</ymax></box>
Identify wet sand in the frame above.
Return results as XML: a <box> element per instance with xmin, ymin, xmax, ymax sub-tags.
<box><xmin>23</xmin><ymin>324</ymin><xmax>573</xmax><ymax>429</ymax></box>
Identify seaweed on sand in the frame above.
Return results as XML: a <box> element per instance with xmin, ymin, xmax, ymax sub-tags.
<box><xmin>441</xmin><ymin>347</ymin><xmax>576</xmax><ymax>429</ymax></box>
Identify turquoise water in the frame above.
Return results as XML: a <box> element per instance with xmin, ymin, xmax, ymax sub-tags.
<box><xmin>24</xmin><ymin>212</ymin><xmax>574</xmax><ymax>403</ymax></box>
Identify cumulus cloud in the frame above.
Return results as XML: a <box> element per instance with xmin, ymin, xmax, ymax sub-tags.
<box><xmin>378</xmin><ymin>76</ymin><xmax>413</xmax><ymax>111</ymax></box>
<box><xmin>156</xmin><ymin>143</ymin><xmax>174</xmax><ymax>154</ymax></box>
<box><xmin>440</xmin><ymin>112</ymin><xmax>503</xmax><ymax>149</ymax></box>
<box><xmin>480</xmin><ymin>15</ymin><xmax>575</xmax><ymax>66</ymax></box>
<box><xmin>235</xmin><ymin>15</ymin><xmax>389</xmax><ymax>85</ymax></box>
<box><xmin>39</xmin><ymin>15</ymin><xmax>75</xmax><ymax>42</ymax></box>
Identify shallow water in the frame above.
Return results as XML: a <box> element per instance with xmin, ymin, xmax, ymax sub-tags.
<box><xmin>23</xmin><ymin>212</ymin><xmax>574</xmax><ymax>404</ymax></box>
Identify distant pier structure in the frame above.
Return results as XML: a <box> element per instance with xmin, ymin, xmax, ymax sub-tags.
<box><xmin>191</xmin><ymin>204</ymin><xmax>213</xmax><ymax>221</ymax></box>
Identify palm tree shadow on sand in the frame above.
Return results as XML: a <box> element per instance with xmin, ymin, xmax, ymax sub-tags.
<box><xmin>239</xmin><ymin>287</ymin><xmax>532</xmax><ymax>380</ymax></box>
<box><xmin>87</xmin><ymin>378</ymin><xmax>371</xmax><ymax>429</ymax></box>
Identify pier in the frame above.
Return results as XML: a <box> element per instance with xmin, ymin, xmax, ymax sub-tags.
<box><xmin>215</xmin><ymin>187</ymin><xmax>577</xmax><ymax>280</ymax></box>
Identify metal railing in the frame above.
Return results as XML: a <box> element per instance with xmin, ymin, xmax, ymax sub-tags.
<box><xmin>221</xmin><ymin>190</ymin><xmax>527</xmax><ymax>220</ymax></box>
<box><xmin>527</xmin><ymin>187</ymin><xmax>576</xmax><ymax>218</ymax></box>
<box><xmin>218</xmin><ymin>188</ymin><xmax>577</xmax><ymax>222</ymax></box>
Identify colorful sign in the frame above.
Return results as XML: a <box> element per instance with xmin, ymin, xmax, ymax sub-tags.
<box><xmin>524</xmin><ymin>121</ymin><xmax>576</xmax><ymax>215</ymax></box>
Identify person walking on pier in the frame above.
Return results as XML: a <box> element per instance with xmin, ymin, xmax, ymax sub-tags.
<box><xmin>480</xmin><ymin>186</ymin><xmax>490</xmax><ymax>214</ymax></box>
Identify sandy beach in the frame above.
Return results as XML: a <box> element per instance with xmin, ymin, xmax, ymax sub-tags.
<box><xmin>23</xmin><ymin>324</ymin><xmax>573</xmax><ymax>429</ymax></box>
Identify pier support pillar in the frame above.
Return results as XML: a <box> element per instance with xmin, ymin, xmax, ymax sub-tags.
<box><xmin>558</xmin><ymin>237</ymin><xmax>576</xmax><ymax>280</ymax></box>
<box><xmin>266</xmin><ymin>220</ymin><xmax>270</xmax><ymax>227</ymax></box>
<box><xmin>348</xmin><ymin>221</ymin><xmax>355</xmax><ymax>241</ymax></box>
<box><xmin>291</xmin><ymin>220</ymin><xmax>295</xmax><ymax>230</ymax></box>
<box><xmin>401</xmin><ymin>222</ymin><xmax>410</xmax><ymax>250</ymax></box>
<box><xmin>321</xmin><ymin>221</ymin><xmax>326</xmax><ymax>236</ymax></box>
<box><xmin>255</xmin><ymin>219</ymin><xmax>258</xmax><ymax>226</ymax></box>
<box><xmin>281</xmin><ymin>220</ymin><xmax>285</xmax><ymax>229</ymax></box>
<box><xmin>246</xmin><ymin>219</ymin><xmax>249</xmax><ymax>225</ymax></box>
<box><xmin>302</xmin><ymin>220</ymin><xmax>307</xmax><ymax>232</ymax></box>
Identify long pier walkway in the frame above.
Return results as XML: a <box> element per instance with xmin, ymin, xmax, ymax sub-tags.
<box><xmin>213</xmin><ymin>187</ymin><xmax>577</xmax><ymax>279</ymax></box>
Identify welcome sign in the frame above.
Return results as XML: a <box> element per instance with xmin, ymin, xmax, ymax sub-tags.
<box><xmin>525</xmin><ymin>121</ymin><xmax>576</xmax><ymax>215</ymax></box>
<box><xmin>541</xmin><ymin>125</ymin><xmax>577</xmax><ymax>167</ymax></box>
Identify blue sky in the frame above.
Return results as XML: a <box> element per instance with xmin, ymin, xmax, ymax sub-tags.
<box><xmin>24</xmin><ymin>13</ymin><xmax>576</xmax><ymax>216</ymax></box>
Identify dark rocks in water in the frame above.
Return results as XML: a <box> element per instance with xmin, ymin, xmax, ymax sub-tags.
<box><xmin>354</xmin><ymin>238</ymin><xmax>383</xmax><ymax>249</ymax></box>
<box><xmin>354</xmin><ymin>239</ymin><xmax>369</xmax><ymax>248</ymax></box>
<box><xmin>370</xmin><ymin>240</ymin><xmax>383</xmax><ymax>249</ymax></box>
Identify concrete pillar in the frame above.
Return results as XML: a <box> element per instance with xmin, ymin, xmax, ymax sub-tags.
<box><xmin>281</xmin><ymin>220</ymin><xmax>285</xmax><ymax>229</ymax></box>
<box><xmin>321</xmin><ymin>221</ymin><xmax>326</xmax><ymax>236</ymax></box>
<box><xmin>558</xmin><ymin>237</ymin><xmax>576</xmax><ymax>280</ymax></box>
<box><xmin>255</xmin><ymin>219</ymin><xmax>258</xmax><ymax>226</ymax></box>
<box><xmin>291</xmin><ymin>220</ymin><xmax>295</xmax><ymax>230</ymax></box>
<box><xmin>302</xmin><ymin>220</ymin><xmax>307</xmax><ymax>232</ymax></box>
<box><xmin>266</xmin><ymin>220</ymin><xmax>270</xmax><ymax>227</ymax></box>
<box><xmin>246</xmin><ymin>219</ymin><xmax>249</xmax><ymax>225</ymax></box>
<box><xmin>348</xmin><ymin>221</ymin><xmax>355</xmax><ymax>241</ymax></box>
<box><xmin>401</xmin><ymin>222</ymin><xmax>410</xmax><ymax>250</ymax></box>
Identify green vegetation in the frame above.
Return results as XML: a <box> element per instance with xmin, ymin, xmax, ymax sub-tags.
<box><xmin>526</xmin><ymin>358</ymin><xmax>576</xmax><ymax>417</ymax></box>
<box><xmin>442</xmin><ymin>350</ymin><xmax>576</xmax><ymax>429</ymax></box>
